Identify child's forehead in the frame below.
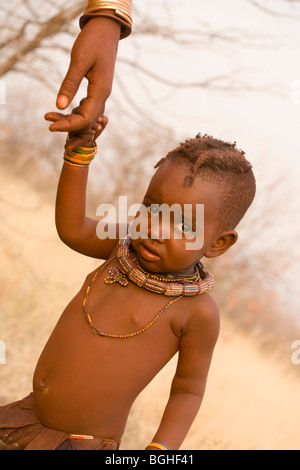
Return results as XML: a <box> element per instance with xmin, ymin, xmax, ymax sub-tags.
<box><xmin>151</xmin><ymin>159</ymin><xmax>188</xmax><ymax>184</ymax></box>
<box><xmin>145</xmin><ymin>160</ymin><xmax>222</xmax><ymax>207</ymax></box>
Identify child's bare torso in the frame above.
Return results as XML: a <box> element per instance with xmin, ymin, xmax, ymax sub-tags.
<box><xmin>33</xmin><ymin>251</ymin><xmax>188</xmax><ymax>441</ymax></box>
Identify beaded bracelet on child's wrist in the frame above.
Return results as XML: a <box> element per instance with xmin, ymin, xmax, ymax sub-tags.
<box><xmin>63</xmin><ymin>138</ymin><xmax>98</xmax><ymax>167</ymax></box>
<box><xmin>146</xmin><ymin>442</ymin><xmax>172</xmax><ymax>451</ymax></box>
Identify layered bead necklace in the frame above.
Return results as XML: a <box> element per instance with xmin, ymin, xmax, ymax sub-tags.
<box><xmin>113</xmin><ymin>235</ymin><xmax>215</xmax><ymax>296</ymax></box>
<box><xmin>83</xmin><ymin>235</ymin><xmax>215</xmax><ymax>339</ymax></box>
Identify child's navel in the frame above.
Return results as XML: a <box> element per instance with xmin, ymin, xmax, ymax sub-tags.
<box><xmin>36</xmin><ymin>378</ymin><xmax>49</xmax><ymax>392</ymax></box>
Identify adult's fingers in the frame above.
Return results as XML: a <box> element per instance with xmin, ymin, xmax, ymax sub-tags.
<box><xmin>44</xmin><ymin>102</ymin><xmax>84</xmax><ymax>129</ymax></box>
<box><xmin>44</xmin><ymin>112</ymin><xmax>67</xmax><ymax>123</ymax></box>
<box><xmin>48</xmin><ymin>113</ymin><xmax>89</xmax><ymax>133</ymax></box>
<box><xmin>56</xmin><ymin>61</ymin><xmax>86</xmax><ymax>110</ymax></box>
<box><xmin>49</xmin><ymin>95</ymin><xmax>105</xmax><ymax>133</ymax></box>
<box><xmin>76</xmin><ymin>81</ymin><xmax>108</xmax><ymax>127</ymax></box>
<box><xmin>44</xmin><ymin>111</ymin><xmax>87</xmax><ymax>132</ymax></box>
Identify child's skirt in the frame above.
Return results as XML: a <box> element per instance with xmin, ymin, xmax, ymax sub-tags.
<box><xmin>0</xmin><ymin>394</ymin><xmax>120</xmax><ymax>450</ymax></box>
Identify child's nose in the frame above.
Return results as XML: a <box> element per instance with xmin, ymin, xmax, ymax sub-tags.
<box><xmin>147</xmin><ymin>214</ymin><xmax>169</xmax><ymax>241</ymax></box>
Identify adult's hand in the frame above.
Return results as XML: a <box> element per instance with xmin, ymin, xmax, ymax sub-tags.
<box><xmin>45</xmin><ymin>16</ymin><xmax>120</xmax><ymax>148</ymax></box>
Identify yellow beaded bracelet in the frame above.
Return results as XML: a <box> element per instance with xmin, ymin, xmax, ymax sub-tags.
<box><xmin>64</xmin><ymin>141</ymin><xmax>98</xmax><ymax>167</ymax></box>
<box><xmin>147</xmin><ymin>442</ymin><xmax>171</xmax><ymax>451</ymax></box>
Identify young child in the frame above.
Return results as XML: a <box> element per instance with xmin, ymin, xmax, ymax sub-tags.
<box><xmin>0</xmin><ymin>108</ymin><xmax>256</xmax><ymax>450</ymax></box>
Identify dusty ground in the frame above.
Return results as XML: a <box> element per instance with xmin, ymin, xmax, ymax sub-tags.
<box><xmin>1</xmin><ymin>157</ymin><xmax>299</xmax><ymax>450</ymax></box>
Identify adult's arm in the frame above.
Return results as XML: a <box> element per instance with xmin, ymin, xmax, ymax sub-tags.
<box><xmin>47</xmin><ymin>1</ymin><xmax>133</xmax><ymax>148</ymax></box>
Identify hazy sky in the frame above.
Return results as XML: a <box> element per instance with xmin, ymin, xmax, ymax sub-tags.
<box><xmin>2</xmin><ymin>0</ymin><xmax>300</xmax><ymax>177</ymax></box>
<box><xmin>118</xmin><ymin>0</ymin><xmax>300</xmax><ymax>176</ymax></box>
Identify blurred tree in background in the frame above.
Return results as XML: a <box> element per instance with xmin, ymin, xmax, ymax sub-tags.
<box><xmin>0</xmin><ymin>0</ymin><xmax>287</xmax><ymax>110</ymax></box>
<box><xmin>0</xmin><ymin>0</ymin><xmax>291</xmax><ymax>195</ymax></box>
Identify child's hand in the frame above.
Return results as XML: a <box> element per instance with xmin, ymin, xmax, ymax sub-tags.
<box><xmin>45</xmin><ymin>99</ymin><xmax>108</xmax><ymax>150</ymax></box>
<box><xmin>68</xmin><ymin>98</ymin><xmax>108</xmax><ymax>149</ymax></box>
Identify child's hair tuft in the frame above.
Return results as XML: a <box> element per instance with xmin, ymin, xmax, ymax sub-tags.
<box><xmin>155</xmin><ymin>133</ymin><xmax>256</xmax><ymax>233</ymax></box>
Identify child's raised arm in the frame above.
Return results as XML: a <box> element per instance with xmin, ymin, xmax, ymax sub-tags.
<box><xmin>49</xmin><ymin>104</ymin><xmax>123</xmax><ymax>260</ymax></box>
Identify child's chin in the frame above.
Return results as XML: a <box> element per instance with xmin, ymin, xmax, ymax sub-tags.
<box><xmin>137</xmin><ymin>254</ymin><xmax>162</xmax><ymax>272</ymax></box>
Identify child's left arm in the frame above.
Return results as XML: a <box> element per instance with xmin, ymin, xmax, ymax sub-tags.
<box><xmin>146</xmin><ymin>296</ymin><xmax>220</xmax><ymax>451</ymax></box>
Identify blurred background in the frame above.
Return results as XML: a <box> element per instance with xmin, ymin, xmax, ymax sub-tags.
<box><xmin>0</xmin><ymin>0</ymin><xmax>300</xmax><ymax>450</ymax></box>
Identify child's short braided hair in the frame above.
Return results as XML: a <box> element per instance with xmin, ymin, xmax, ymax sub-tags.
<box><xmin>155</xmin><ymin>134</ymin><xmax>256</xmax><ymax>233</ymax></box>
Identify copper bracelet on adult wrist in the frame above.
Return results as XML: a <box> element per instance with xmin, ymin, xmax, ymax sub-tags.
<box><xmin>84</xmin><ymin>0</ymin><xmax>133</xmax><ymax>28</ymax></box>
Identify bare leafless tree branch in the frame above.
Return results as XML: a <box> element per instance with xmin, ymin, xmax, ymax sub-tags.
<box><xmin>0</xmin><ymin>0</ymin><xmax>283</xmax><ymax>93</ymax></box>
<box><xmin>0</xmin><ymin>1</ymin><xmax>85</xmax><ymax>76</ymax></box>
<box><xmin>247</xmin><ymin>0</ymin><xmax>300</xmax><ymax>19</ymax></box>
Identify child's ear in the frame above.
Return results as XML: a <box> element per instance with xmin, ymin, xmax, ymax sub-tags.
<box><xmin>204</xmin><ymin>231</ymin><xmax>238</xmax><ymax>258</ymax></box>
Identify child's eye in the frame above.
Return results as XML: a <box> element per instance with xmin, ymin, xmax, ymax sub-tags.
<box><xmin>175</xmin><ymin>222</ymin><xmax>193</xmax><ymax>234</ymax></box>
<box><xmin>147</xmin><ymin>205</ymin><xmax>160</xmax><ymax>215</ymax></box>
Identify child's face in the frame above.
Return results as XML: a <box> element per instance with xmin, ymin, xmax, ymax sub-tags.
<box><xmin>131</xmin><ymin>161</ymin><xmax>227</xmax><ymax>275</ymax></box>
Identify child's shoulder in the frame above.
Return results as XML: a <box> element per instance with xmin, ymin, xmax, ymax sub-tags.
<box><xmin>194</xmin><ymin>292</ymin><xmax>219</xmax><ymax>318</ymax></box>
<box><xmin>179</xmin><ymin>292</ymin><xmax>220</xmax><ymax>337</ymax></box>
<box><xmin>190</xmin><ymin>292</ymin><xmax>220</xmax><ymax>328</ymax></box>
<box><xmin>172</xmin><ymin>292</ymin><xmax>220</xmax><ymax>340</ymax></box>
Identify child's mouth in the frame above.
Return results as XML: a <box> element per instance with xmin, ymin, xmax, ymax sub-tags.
<box><xmin>139</xmin><ymin>243</ymin><xmax>161</xmax><ymax>262</ymax></box>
